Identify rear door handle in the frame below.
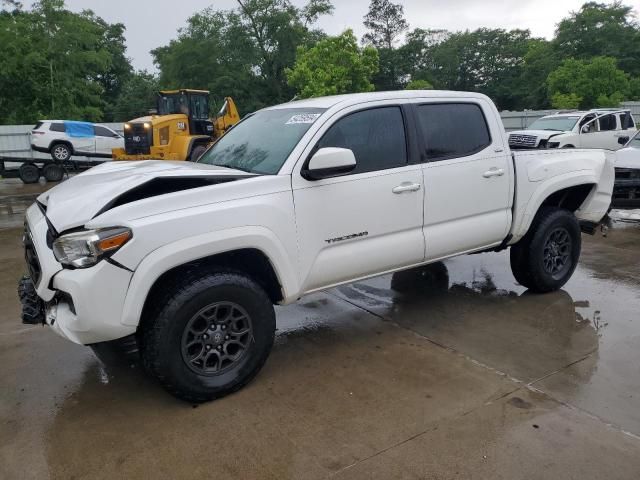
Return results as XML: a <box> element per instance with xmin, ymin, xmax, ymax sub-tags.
<box><xmin>392</xmin><ymin>182</ymin><xmax>421</xmax><ymax>194</ymax></box>
<box><xmin>483</xmin><ymin>168</ymin><xmax>505</xmax><ymax>178</ymax></box>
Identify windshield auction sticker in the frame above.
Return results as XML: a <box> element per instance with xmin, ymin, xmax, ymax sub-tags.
<box><xmin>285</xmin><ymin>113</ymin><xmax>321</xmax><ymax>125</ymax></box>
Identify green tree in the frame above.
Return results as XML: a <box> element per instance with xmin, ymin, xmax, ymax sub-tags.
<box><xmin>555</xmin><ymin>2</ymin><xmax>640</xmax><ymax>76</ymax></box>
<box><xmin>424</xmin><ymin>28</ymin><xmax>535</xmax><ymax>110</ymax></box>
<box><xmin>0</xmin><ymin>0</ymin><xmax>133</xmax><ymax>124</ymax></box>
<box><xmin>153</xmin><ymin>0</ymin><xmax>333</xmax><ymax>113</ymax></box>
<box><xmin>405</xmin><ymin>79</ymin><xmax>432</xmax><ymax>90</ymax></box>
<box><xmin>107</xmin><ymin>71</ymin><xmax>159</xmax><ymax>121</ymax></box>
<box><xmin>286</xmin><ymin>30</ymin><xmax>378</xmax><ymax>98</ymax></box>
<box><xmin>547</xmin><ymin>56</ymin><xmax>631</xmax><ymax>109</ymax></box>
<box><xmin>362</xmin><ymin>0</ymin><xmax>408</xmax><ymax>91</ymax></box>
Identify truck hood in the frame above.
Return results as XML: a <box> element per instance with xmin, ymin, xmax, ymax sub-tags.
<box><xmin>615</xmin><ymin>147</ymin><xmax>640</xmax><ymax>169</ymax></box>
<box><xmin>38</xmin><ymin>161</ymin><xmax>255</xmax><ymax>231</ymax></box>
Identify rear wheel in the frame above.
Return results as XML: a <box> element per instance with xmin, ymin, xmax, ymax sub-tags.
<box><xmin>18</xmin><ymin>163</ymin><xmax>40</xmax><ymax>184</ymax></box>
<box><xmin>51</xmin><ymin>143</ymin><xmax>72</xmax><ymax>161</ymax></box>
<box><xmin>42</xmin><ymin>163</ymin><xmax>64</xmax><ymax>182</ymax></box>
<box><xmin>140</xmin><ymin>270</ymin><xmax>275</xmax><ymax>403</ymax></box>
<box><xmin>510</xmin><ymin>207</ymin><xmax>581</xmax><ymax>293</ymax></box>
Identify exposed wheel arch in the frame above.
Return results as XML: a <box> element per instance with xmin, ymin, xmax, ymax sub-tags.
<box><xmin>540</xmin><ymin>183</ymin><xmax>595</xmax><ymax>212</ymax></box>
<box><xmin>140</xmin><ymin>248</ymin><xmax>284</xmax><ymax>330</ymax></box>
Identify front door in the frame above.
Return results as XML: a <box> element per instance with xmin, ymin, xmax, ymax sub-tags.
<box><xmin>94</xmin><ymin>126</ymin><xmax>122</xmax><ymax>156</ymax></box>
<box><xmin>580</xmin><ymin>113</ymin><xmax>619</xmax><ymax>150</ymax></box>
<box><xmin>292</xmin><ymin>105</ymin><xmax>425</xmax><ymax>293</ymax></box>
<box><xmin>414</xmin><ymin>101</ymin><xmax>513</xmax><ymax>260</ymax></box>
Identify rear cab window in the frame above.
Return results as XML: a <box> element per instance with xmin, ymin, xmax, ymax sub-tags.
<box><xmin>415</xmin><ymin>103</ymin><xmax>491</xmax><ymax>161</ymax></box>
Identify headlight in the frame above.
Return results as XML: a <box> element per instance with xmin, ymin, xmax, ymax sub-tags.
<box><xmin>124</xmin><ymin>123</ymin><xmax>131</xmax><ymax>130</ymax></box>
<box><xmin>53</xmin><ymin>227</ymin><xmax>132</xmax><ymax>268</ymax></box>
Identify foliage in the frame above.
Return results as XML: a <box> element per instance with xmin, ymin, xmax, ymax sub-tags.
<box><xmin>405</xmin><ymin>79</ymin><xmax>432</xmax><ymax>90</ymax></box>
<box><xmin>152</xmin><ymin>0</ymin><xmax>333</xmax><ymax>114</ymax></box>
<box><xmin>425</xmin><ymin>28</ymin><xmax>535</xmax><ymax>110</ymax></box>
<box><xmin>361</xmin><ymin>0</ymin><xmax>408</xmax><ymax>91</ymax></box>
<box><xmin>106</xmin><ymin>71</ymin><xmax>159</xmax><ymax>121</ymax></box>
<box><xmin>362</xmin><ymin>0</ymin><xmax>408</xmax><ymax>49</ymax></box>
<box><xmin>551</xmin><ymin>93</ymin><xmax>583</xmax><ymax>109</ymax></box>
<box><xmin>286</xmin><ymin>30</ymin><xmax>378</xmax><ymax>98</ymax></box>
<box><xmin>555</xmin><ymin>2</ymin><xmax>640</xmax><ymax>76</ymax></box>
<box><xmin>0</xmin><ymin>0</ymin><xmax>132</xmax><ymax>124</ymax></box>
<box><xmin>547</xmin><ymin>56</ymin><xmax>630</xmax><ymax>109</ymax></box>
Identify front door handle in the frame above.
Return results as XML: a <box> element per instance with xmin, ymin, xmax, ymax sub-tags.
<box><xmin>483</xmin><ymin>168</ymin><xmax>505</xmax><ymax>178</ymax></box>
<box><xmin>392</xmin><ymin>182</ymin><xmax>421</xmax><ymax>194</ymax></box>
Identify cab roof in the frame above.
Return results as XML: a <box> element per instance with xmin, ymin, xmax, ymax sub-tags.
<box><xmin>264</xmin><ymin>90</ymin><xmax>491</xmax><ymax>111</ymax></box>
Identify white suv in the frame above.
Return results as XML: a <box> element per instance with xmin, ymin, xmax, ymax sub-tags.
<box><xmin>30</xmin><ymin>120</ymin><xmax>123</xmax><ymax>161</ymax></box>
<box><xmin>509</xmin><ymin>109</ymin><xmax>637</xmax><ymax>150</ymax></box>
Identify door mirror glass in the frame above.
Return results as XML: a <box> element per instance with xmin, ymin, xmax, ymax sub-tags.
<box><xmin>618</xmin><ymin>136</ymin><xmax>629</xmax><ymax>146</ymax></box>
<box><xmin>303</xmin><ymin>147</ymin><xmax>356</xmax><ymax>180</ymax></box>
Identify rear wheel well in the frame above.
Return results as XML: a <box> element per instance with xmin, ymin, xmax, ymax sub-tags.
<box><xmin>540</xmin><ymin>184</ymin><xmax>594</xmax><ymax>212</ymax></box>
<box><xmin>141</xmin><ymin>249</ymin><xmax>283</xmax><ymax>324</ymax></box>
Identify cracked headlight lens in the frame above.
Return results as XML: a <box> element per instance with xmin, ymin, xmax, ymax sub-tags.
<box><xmin>52</xmin><ymin>227</ymin><xmax>132</xmax><ymax>268</ymax></box>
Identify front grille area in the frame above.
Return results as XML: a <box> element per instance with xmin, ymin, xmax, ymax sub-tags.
<box><xmin>23</xmin><ymin>223</ymin><xmax>41</xmax><ymax>286</ymax></box>
<box><xmin>613</xmin><ymin>168</ymin><xmax>640</xmax><ymax>209</ymax></box>
<box><xmin>124</xmin><ymin>123</ymin><xmax>153</xmax><ymax>155</ymax></box>
<box><xmin>508</xmin><ymin>134</ymin><xmax>538</xmax><ymax>149</ymax></box>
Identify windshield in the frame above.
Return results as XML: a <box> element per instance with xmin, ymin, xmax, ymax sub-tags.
<box><xmin>197</xmin><ymin>108</ymin><xmax>326</xmax><ymax>174</ymax></box>
<box><xmin>528</xmin><ymin>116</ymin><xmax>580</xmax><ymax>132</ymax></box>
<box><xmin>157</xmin><ymin>94</ymin><xmax>189</xmax><ymax>115</ymax></box>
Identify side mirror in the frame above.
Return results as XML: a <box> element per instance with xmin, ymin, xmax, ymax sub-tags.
<box><xmin>618</xmin><ymin>136</ymin><xmax>629</xmax><ymax>146</ymax></box>
<box><xmin>303</xmin><ymin>147</ymin><xmax>356</xmax><ymax>180</ymax></box>
<box><xmin>581</xmin><ymin>125</ymin><xmax>590</xmax><ymax>134</ymax></box>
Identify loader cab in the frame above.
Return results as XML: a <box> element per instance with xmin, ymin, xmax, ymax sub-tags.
<box><xmin>157</xmin><ymin>90</ymin><xmax>214</xmax><ymax>136</ymax></box>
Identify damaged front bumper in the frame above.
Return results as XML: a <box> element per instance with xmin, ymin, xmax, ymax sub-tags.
<box><xmin>19</xmin><ymin>204</ymin><xmax>137</xmax><ymax>345</ymax></box>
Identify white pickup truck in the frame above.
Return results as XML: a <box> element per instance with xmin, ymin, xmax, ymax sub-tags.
<box><xmin>509</xmin><ymin>109</ymin><xmax>637</xmax><ymax>150</ymax></box>
<box><xmin>19</xmin><ymin>91</ymin><xmax>614</xmax><ymax>402</ymax></box>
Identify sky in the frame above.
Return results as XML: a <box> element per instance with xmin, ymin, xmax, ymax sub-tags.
<box><xmin>26</xmin><ymin>0</ymin><xmax>624</xmax><ymax>72</ymax></box>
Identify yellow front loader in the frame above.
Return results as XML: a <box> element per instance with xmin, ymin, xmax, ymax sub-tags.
<box><xmin>112</xmin><ymin>89</ymin><xmax>240</xmax><ymax>161</ymax></box>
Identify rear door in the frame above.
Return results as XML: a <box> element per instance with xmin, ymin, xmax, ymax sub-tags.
<box><xmin>94</xmin><ymin>126</ymin><xmax>122</xmax><ymax>156</ymax></box>
<box><xmin>414</xmin><ymin>100</ymin><xmax>513</xmax><ymax>261</ymax></box>
<box><xmin>291</xmin><ymin>103</ymin><xmax>425</xmax><ymax>293</ymax></box>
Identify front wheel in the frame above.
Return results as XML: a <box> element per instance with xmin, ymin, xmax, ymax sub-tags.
<box><xmin>510</xmin><ymin>207</ymin><xmax>581</xmax><ymax>293</ymax></box>
<box><xmin>140</xmin><ymin>270</ymin><xmax>276</xmax><ymax>403</ymax></box>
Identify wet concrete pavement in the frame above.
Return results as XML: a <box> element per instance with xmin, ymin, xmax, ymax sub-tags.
<box><xmin>1</xmin><ymin>178</ymin><xmax>640</xmax><ymax>479</ymax></box>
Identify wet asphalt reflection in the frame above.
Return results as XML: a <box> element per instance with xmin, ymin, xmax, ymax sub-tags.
<box><xmin>1</xmin><ymin>178</ymin><xmax>640</xmax><ymax>479</ymax></box>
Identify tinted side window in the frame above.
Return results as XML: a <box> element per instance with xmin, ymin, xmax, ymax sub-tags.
<box><xmin>416</xmin><ymin>103</ymin><xmax>491</xmax><ymax>160</ymax></box>
<box><xmin>94</xmin><ymin>126</ymin><xmax>115</xmax><ymax>137</ymax></box>
<box><xmin>621</xmin><ymin>112</ymin><xmax>635</xmax><ymax>129</ymax></box>
<box><xmin>598</xmin><ymin>114</ymin><xmax>616</xmax><ymax>131</ymax></box>
<box><xmin>317</xmin><ymin>107</ymin><xmax>407</xmax><ymax>174</ymax></box>
<box><xmin>49</xmin><ymin>123</ymin><xmax>65</xmax><ymax>132</ymax></box>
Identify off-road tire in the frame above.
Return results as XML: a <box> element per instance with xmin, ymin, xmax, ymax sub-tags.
<box><xmin>50</xmin><ymin>143</ymin><xmax>72</xmax><ymax>162</ymax></box>
<box><xmin>189</xmin><ymin>145</ymin><xmax>207</xmax><ymax>162</ymax></box>
<box><xmin>510</xmin><ymin>207</ymin><xmax>581</xmax><ymax>293</ymax></box>
<box><xmin>42</xmin><ymin>163</ymin><xmax>64</xmax><ymax>182</ymax></box>
<box><xmin>140</xmin><ymin>270</ymin><xmax>275</xmax><ymax>403</ymax></box>
<box><xmin>18</xmin><ymin>276</ymin><xmax>44</xmax><ymax>325</ymax></box>
<box><xmin>18</xmin><ymin>163</ymin><xmax>40</xmax><ymax>184</ymax></box>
